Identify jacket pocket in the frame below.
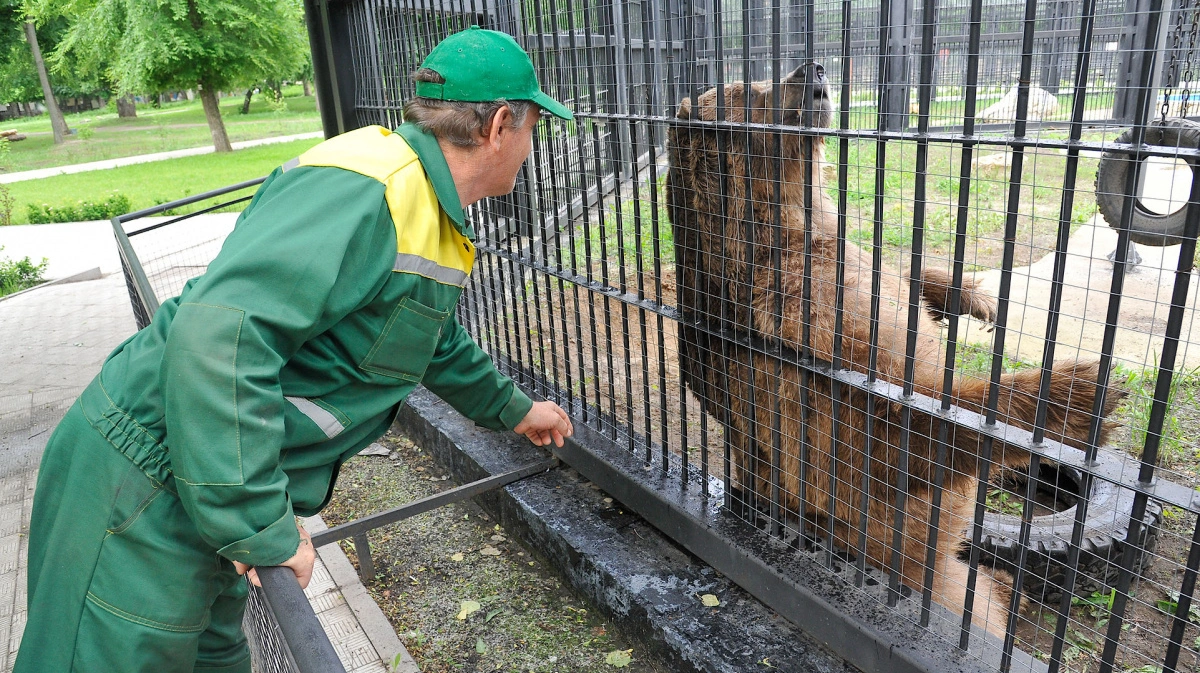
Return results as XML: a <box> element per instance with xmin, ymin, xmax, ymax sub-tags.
<box><xmin>359</xmin><ymin>297</ymin><xmax>450</xmax><ymax>382</ymax></box>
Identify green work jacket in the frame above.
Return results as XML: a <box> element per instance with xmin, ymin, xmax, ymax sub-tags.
<box><xmin>82</xmin><ymin>123</ymin><xmax>533</xmax><ymax>568</ymax></box>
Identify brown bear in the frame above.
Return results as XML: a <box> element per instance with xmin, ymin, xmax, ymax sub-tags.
<box><xmin>665</xmin><ymin>63</ymin><xmax>1125</xmax><ymax>634</ymax></box>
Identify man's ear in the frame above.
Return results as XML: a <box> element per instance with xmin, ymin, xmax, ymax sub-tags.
<box><xmin>486</xmin><ymin>106</ymin><xmax>514</xmax><ymax>150</ymax></box>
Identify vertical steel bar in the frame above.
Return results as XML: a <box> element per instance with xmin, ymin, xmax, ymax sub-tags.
<box><xmin>858</xmin><ymin>0</ymin><xmax>892</xmax><ymax>590</ymax></box>
<box><xmin>639</xmin><ymin>0</ymin><xmax>672</xmax><ymax>474</ymax></box>
<box><xmin>543</xmin><ymin>0</ymin><xmax>579</xmax><ymax>415</ymax></box>
<box><xmin>739</xmin><ymin>0</ymin><xmax>763</xmax><ymax>525</ymax></box>
<box><xmin>831</xmin><ymin>0</ymin><xmax>853</xmax><ymax>575</ymax></box>
<box><xmin>908</xmin><ymin>0</ymin><xmax>947</xmax><ymax>628</ymax></box>
<box><xmin>581</xmin><ymin>0</ymin><xmax>611</xmax><ymax>431</ymax></box>
<box><xmin>1163</xmin><ymin>515</ymin><xmax>1200</xmax><ymax>673</ymax></box>
<box><xmin>353</xmin><ymin>532</ymin><xmax>376</xmax><ymax>583</ymax></box>
<box><xmin>619</xmin><ymin>0</ymin><xmax>648</xmax><ymax>455</ymax></box>
<box><xmin>977</xmin><ymin>0</ymin><xmax>1045</xmax><ymax>665</ymax></box>
<box><xmin>1099</xmin><ymin>152</ymin><xmax>1200</xmax><ymax>673</ymax></box>
<box><xmin>1034</xmin><ymin>0</ymin><xmax>1109</xmax><ymax>666</ymax></box>
<box><xmin>795</xmin><ymin>0</ymin><xmax>817</xmax><ymax>547</ymax></box>
<box><xmin>530</xmin><ymin>0</ymin><xmax>564</xmax><ymax>405</ymax></box>
<box><xmin>769</xmin><ymin>0</ymin><xmax>785</xmax><ymax>540</ymax></box>
<box><xmin>1087</xmin><ymin>0</ymin><xmax>1174</xmax><ymax>667</ymax></box>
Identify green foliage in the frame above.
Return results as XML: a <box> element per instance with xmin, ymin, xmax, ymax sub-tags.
<box><xmin>1155</xmin><ymin>590</ymin><xmax>1200</xmax><ymax>624</ymax></box>
<box><xmin>38</xmin><ymin>0</ymin><xmax>308</xmax><ymax>96</ymax></box>
<box><xmin>1112</xmin><ymin>361</ymin><xmax>1200</xmax><ymax>465</ymax></box>
<box><xmin>954</xmin><ymin>342</ymin><xmax>1035</xmax><ymax>378</ymax></box>
<box><xmin>0</xmin><ymin>184</ymin><xmax>14</xmax><ymax>225</ymax></box>
<box><xmin>25</xmin><ymin>191</ymin><xmax>130</xmax><ymax>223</ymax></box>
<box><xmin>0</xmin><ymin>246</ymin><xmax>48</xmax><ymax>296</ymax></box>
<box><xmin>984</xmin><ymin>488</ymin><xmax>1024</xmax><ymax>516</ymax></box>
<box><xmin>0</xmin><ymin>4</ymin><xmax>100</xmax><ymax>102</ymax></box>
<box><xmin>1072</xmin><ymin>589</ymin><xmax>1117</xmax><ymax>626</ymax></box>
<box><xmin>574</xmin><ymin>173</ymin><xmax>674</xmax><ymax>271</ymax></box>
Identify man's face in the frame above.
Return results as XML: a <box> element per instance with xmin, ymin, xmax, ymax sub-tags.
<box><xmin>487</xmin><ymin>105</ymin><xmax>540</xmax><ymax>197</ymax></box>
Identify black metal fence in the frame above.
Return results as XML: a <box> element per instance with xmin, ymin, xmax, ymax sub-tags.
<box><xmin>303</xmin><ymin>0</ymin><xmax>1200</xmax><ymax>669</ymax></box>
<box><xmin>99</xmin><ymin>0</ymin><xmax>1200</xmax><ymax>670</ymax></box>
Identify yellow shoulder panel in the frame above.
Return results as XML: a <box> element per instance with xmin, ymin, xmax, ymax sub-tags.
<box><xmin>384</xmin><ymin>164</ymin><xmax>475</xmax><ymax>281</ymax></box>
<box><xmin>297</xmin><ymin>126</ymin><xmax>418</xmax><ymax>183</ymax></box>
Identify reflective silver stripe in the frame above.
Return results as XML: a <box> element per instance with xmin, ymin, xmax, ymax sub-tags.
<box><xmin>285</xmin><ymin>396</ymin><xmax>344</xmax><ymax>439</ymax></box>
<box><xmin>393</xmin><ymin>252</ymin><xmax>469</xmax><ymax>286</ymax></box>
<box><xmin>281</xmin><ymin>157</ymin><xmax>300</xmax><ymax>172</ymax></box>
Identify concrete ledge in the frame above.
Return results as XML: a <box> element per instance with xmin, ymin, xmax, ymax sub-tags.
<box><xmin>395</xmin><ymin>388</ymin><xmax>856</xmax><ymax>673</ymax></box>
<box><xmin>305</xmin><ymin>515</ymin><xmax>420</xmax><ymax>673</ymax></box>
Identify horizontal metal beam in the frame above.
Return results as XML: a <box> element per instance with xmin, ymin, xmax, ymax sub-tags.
<box><xmin>117</xmin><ymin>177</ymin><xmax>266</xmax><ymax>230</ymax></box>
<box><xmin>473</xmin><ymin>242</ymin><xmax>1200</xmax><ymax>514</ymax></box>
<box><xmin>310</xmin><ymin>458</ymin><xmax>559</xmax><ymax>547</ymax></box>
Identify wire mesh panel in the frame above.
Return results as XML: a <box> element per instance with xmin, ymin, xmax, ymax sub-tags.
<box><xmin>74</xmin><ymin>0</ymin><xmax>1190</xmax><ymax>669</ymax></box>
<box><xmin>307</xmin><ymin>0</ymin><xmax>1200</xmax><ymax>668</ymax></box>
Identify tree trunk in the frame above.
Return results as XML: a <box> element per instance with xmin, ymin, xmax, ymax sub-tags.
<box><xmin>198</xmin><ymin>84</ymin><xmax>232</xmax><ymax>152</ymax></box>
<box><xmin>302</xmin><ymin>79</ymin><xmax>311</xmax><ymax>97</ymax></box>
<box><xmin>24</xmin><ymin>22</ymin><xmax>69</xmax><ymax>144</ymax></box>
<box><xmin>116</xmin><ymin>95</ymin><xmax>137</xmax><ymax>118</ymax></box>
<box><xmin>241</xmin><ymin>88</ymin><xmax>254</xmax><ymax>115</ymax></box>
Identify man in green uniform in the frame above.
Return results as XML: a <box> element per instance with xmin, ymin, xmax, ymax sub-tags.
<box><xmin>15</xmin><ymin>27</ymin><xmax>574</xmax><ymax>673</ymax></box>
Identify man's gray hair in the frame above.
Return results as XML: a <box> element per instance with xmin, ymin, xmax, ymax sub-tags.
<box><xmin>402</xmin><ymin>68</ymin><xmax>536</xmax><ymax>147</ymax></box>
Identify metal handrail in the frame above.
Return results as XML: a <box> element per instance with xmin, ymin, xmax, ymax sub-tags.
<box><xmin>257</xmin><ymin>567</ymin><xmax>348</xmax><ymax>673</ymax></box>
<box><xmin>311</xmin><ymin>458</ymin><xmax>559</xmax><ymax>582</ymax></box>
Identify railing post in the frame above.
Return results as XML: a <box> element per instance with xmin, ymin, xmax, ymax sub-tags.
<box><xmin>353</xmin><ymin>532</ymin><xmax>376</xmax><ymax>583</ymax></box>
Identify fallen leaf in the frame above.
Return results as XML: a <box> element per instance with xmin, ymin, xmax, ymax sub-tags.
<box><xmin>485</xmin><ymin>609</ymin><xmax>504</xmax><ymax>622</ymax></box>
<box><xmin>451</xmin><ymin>552</ymin><xmax>465</xmax><ymax>562</ymax></box>
<box><xmin>605</xmin><ymin>650</ymin><xmax>633</xmax><ymax>667</ymax></box>
<box><xmin>480</xmin><ymin>546</ymin><xmax>501</xmax><ymax>556</ymax></box>
<box><xmin>700</xmin><ymin>594</ymin><xmax>720</xmax><ymax>607</ymax></box>
<box><xmin>456</xmin><ymin>600</ymin><xmax>481</xmax><ymax>620</ymax></box>
<box><xmin>490</xmin><ymin>535</ymin><xmax>506</xmax><ymax>542</ymax></box>
<box><xmin>475</xmin><ymin>637</ymin><xmax>488</xmax><ymax>654</ymax></box>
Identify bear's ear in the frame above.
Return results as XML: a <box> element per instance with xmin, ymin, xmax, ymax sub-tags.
<box><xmin>676</xmin><ymin>97</ymin><xmax>693</xmax><ymax>119</ymax></box>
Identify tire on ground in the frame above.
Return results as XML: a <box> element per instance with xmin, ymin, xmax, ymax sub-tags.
<box><xmin>970</xmin><ymin>453</ymin><xmax>1161</xmax><ymax>603</ymax></box>
<box><xmin>1095</xmin><ymin>118</ymin><xmax>1200</xmax><ymax>247</ymax></box>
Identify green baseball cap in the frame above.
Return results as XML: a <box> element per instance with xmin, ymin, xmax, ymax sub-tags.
<box><xmin>416</xmin><ymin>26</ymin><xmax>574</xmax><ymax>120</ymax></box>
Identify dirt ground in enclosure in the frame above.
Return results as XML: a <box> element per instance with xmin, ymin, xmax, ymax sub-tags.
<box><xmin>321</xmin><ymin>431</ymin><xmax>671</xmax><ymax>673</ymax></box>
<box><xmin>1011</xmin><ymin>508</ymin><xmax>1200</xmax><ymax>672</ymax></box>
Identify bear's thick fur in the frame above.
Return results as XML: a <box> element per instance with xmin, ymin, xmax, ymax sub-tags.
<box><xmin>666</xmin><ymin>65</ymin><xmax>1125</xmax><ymax>632</ymax></box>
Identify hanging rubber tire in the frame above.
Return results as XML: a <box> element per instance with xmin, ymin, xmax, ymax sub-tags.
<box><xmin>969</xmin><ymin>452</ymin><xmax>1161</xmax><ymax>603</ymax></box>
<box><xmin>1095</xmin><ymin>118</ymin><xmax>1200</xmax><ymax>247</ymax></box>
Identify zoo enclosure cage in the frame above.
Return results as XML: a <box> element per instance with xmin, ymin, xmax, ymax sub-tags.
<box><xmin>303</xmin><ymin>0</ymin><xmax>1200</xmax><ymax>669</ymax></box>
<box><xmin>109</xmin><ymin>0</ymin><xmax>1200</xmax><ymax>670</ymax></box>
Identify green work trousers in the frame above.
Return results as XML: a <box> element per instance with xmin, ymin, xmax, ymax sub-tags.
<box><xmin>14</xmin><ymin>402</ymin><xmax>252</xmax><ymax>673</ymax></box>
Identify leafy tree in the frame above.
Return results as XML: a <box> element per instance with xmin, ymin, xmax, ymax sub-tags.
<box><xmin>0</xmin><ymin>1</ymin><xmax>69</xmax><ymax>142</ymax></box>
<box><xmin>38</xmin><ymin>0</ymin><xmax>308</xmax><ymax>151</ymax></box>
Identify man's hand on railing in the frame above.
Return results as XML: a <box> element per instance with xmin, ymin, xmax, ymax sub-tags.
<box><xmin>234</xmin><ymin>521</ymin><xmax>317</xmax><ymax>589</ymax></box>
<box><xmin>514</xmin><ymin>400</ymin><xmax>574</xmax><ymax>448</ymax></box>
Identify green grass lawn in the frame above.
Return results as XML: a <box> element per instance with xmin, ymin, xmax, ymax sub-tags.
<box><xmin>0</xmin><ymin>86</ymin><xmax>321</xmax><ymax>173</ymax></box>
<box><xmin>3</xmin><ymin>136</ymin><xmax>323</xmax><ymax>225</ymax></box>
